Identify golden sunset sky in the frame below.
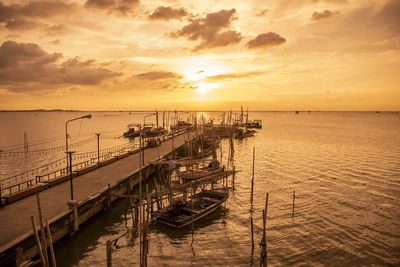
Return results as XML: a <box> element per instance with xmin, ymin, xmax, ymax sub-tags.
<box><xmin>0</xmin><ymin>0</ymin><xmax>399</xmax><ymax>110</ymax></box>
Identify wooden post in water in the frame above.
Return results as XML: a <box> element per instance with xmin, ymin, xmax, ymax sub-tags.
<box><xmin>232</xmin><ymin>166</ymin><xmax>236</xmax><ymax>190</ymax></box>
<box><xmin>292</xmin><ymin>189</ymin><xmax>295</xmax><ymax>217</ymax></box>
<box><xmin>36</xmin><ymin>192</ymin><xmax>49</xmax><ymax>267</ymax></box>
<box><xmin>250</xmin><ymin>147</ymin><xmax>255</xmax><ymax>208</ymax></box>
<box><xmin>106</xmin><ymin>240</ymin><xmax>112</xmax><ymax>267</ymax></box>
<box><xmin>250</xmin><ymin>216</ymin><xmax>254</xmax><ymax>255</ymax></box>
<box><xmin>31</xmin><ymin>216</ymin><xmax>46</xmax><ymax>267</ymax></box>
<box><xmin>46</xmin><ymin>219</ymin><xmax>56</xmax><ymax>267</ymax></box>
<box><xmin>260</xmin><ymin>192</ymin><xmax>269</xmax><ymax>267</ymax></box>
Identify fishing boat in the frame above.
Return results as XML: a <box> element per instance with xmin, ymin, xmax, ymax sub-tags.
<box><xmin>123</xmin><ymin>124</ymin><xmax>140</xmax><ymax>138</ymax></box>
<box><xmin>235</xmin><ymin>128</ymin><xmax>256</xmax><ymax>139</ymax></box>
<box><xmin>145</xmin><ymin>126</ymin><xmax>168</xmax><ymax>137</ymax></box>
<box><xmin>178</xmin><ymin>166</ymin><xmax>224</xmax><ymax>182</ymax></box>
<box><xmin>152</xmin><ymin>188</ymin><xmax>228</xmax><ymax>228</ymax></box>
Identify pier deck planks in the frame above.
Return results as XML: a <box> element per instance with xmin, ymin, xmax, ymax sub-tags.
<box><xmin>0</xmin><ymin>133</ymin><xmax>187</xmax><ymax>249</ymax></box>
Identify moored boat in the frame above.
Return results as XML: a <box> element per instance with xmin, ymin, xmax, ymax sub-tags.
<box><xmin>178</xmin><ymin>166</ymin><xmax>224</xmax><ymax>182</ymax></box>
<box><xmin>152</xmin><ymin>188</ymin><xmax>228</xmax><ymax>228</ymax></box>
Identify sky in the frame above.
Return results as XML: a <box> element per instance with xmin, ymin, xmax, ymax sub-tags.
<box><xmin>0</xmin><ymin>0</ymin><xmax>399</xmax><ymax>111</ymax></box>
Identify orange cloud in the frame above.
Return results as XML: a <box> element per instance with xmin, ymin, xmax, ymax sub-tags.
<box><xmin>148</xmin><ymin>6</ymin><xmax>187</xmax><ymax>21</ymax></box>
<box><xmin>206</xmin><ymin>71</ymin><xmax>265</xmax><ymax>81</ymax></box>
<box><xmin>246</xmin><ymin>32</ymin><xmax>286</xmax><ymax>49</ymax></box>
<box><xmin>311</xmin><ymin>10</ymin><xmax>340</xmax><ymax>21</ymax></box>
<box><xmin>170</xmin><ymin>8</ymin><xmax>242</xmax><ymax>51</ymax></box>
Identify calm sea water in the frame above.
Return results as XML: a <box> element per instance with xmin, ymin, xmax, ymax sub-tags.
<box><xmin>1</xmin><ymin>111</ymin><xmax>400</xmax><ymax>266</ymax></box>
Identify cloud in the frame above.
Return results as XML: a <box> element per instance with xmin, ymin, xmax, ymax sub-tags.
<box><xmin>170</xmin><ymin>8</ymin><xmax>242</xmax><ymax>51</ymax></box>
<box><xmin>51</xmin><ymin>39</ymin><xmax>61</xmax><ymax>46</ymax></box>
<box><xmin>0</xmin><ymin>1</ymin><xmax>78</xmax><ymax>32</ymax></box>
<box><xmin>311</xmin><ymin>10</ymin><xmax>340</xmax><ymax>21</ymax></box>
<box><xmin>46</xmin><ymin>24</ymin><xmax>68</xmax><ymax>36</ymax></box>
<box><xmin>206</xmin><ymin>71</ymin><xmax>265</xmax><ymax>81</ymax></box>
<box><xmin>84</xmin><ymin>0</ymin><xmax>139</xmax><ymax>16</ymax></box>
<box><xmin>256</xmin><ymin>9</ymin><xmax>269</xmax><ymax>16</ymax></box>
<box><xmin>148</xmin><ymin>6</ymin><xmax>187</xmax><ymax>21</ymax></box>
<box><xmin>137</xmin><ymin>71</ymin><xmax>183</xmax><ymax>80</ymax></box>
<box><xmin>246</xmin><ymin>32</ymin><xmax>286</xmax><ymax>49</ymax></box>
<box><xmin>0</xmin><ymin>1</ymin><xmax>78</xmax><ymax>21</ymax></box>
<box><xmin>4</xmin><ymin>18</ymin><xmax>40</xmax><ymax>31</ymax></box>
<box><xmin>0</xmin><ymin>41</ymin><xmax>121</xmax><ymax>92</ymax></box>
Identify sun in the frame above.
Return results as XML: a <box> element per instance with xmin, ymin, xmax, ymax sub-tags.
<box><xmin>194</xmin><ymin>82</ymin><xmax>218</xmax><ymax>94</ymax></box>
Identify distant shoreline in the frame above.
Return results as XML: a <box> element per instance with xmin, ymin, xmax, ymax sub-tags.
<box><xmin>0</xmin><ymin>110</ymin><xmax>398</xmax><ymax>113</ymax></box>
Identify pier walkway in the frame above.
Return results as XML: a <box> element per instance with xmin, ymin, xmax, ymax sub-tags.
<box><xmin>0</xmin><ymin>132</ymin><xmax>187</xmax><ymax>257</ymax></box>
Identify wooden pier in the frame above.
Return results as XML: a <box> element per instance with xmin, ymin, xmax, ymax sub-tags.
<box><xmin>0</xmin><ymin>130</ymin><xmax>190</xmax><ymax>266</ymax></box>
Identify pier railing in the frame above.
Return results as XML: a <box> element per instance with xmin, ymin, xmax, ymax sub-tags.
<box><xmin>1</xmin><ymin>128</ymin><xmax>190</xmax><ymax>197</ymax></box>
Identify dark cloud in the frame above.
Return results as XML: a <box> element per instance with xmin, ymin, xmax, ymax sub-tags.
<box><xmin>170</xmin><ymin>8</ymin><xmax>242</xmax><ymax>51</ymax></box>
<box><xmin>256</xmin><ymin>9</ymin><xmax>269</xmax><ymax>16</ymax></box>
<box><xmin>4</xmin><ymin>18</ymin><xmax>40</xmax><ymax>31</ymax></box>
<box><xmin>137</xmin><ymin>71</ymin><xmax>182</xmax><ymax>80</ymax></box>
<box><xmin>18</xmin><ymin>1</ymin><xmax>79</xmax><ymax>18</ymax></box>
<box><xmin>247</xmin><ymin>32</ymin><xmax>286</xmax><ymax>49</ymax></box>
<box><xmin>311</xmin><ymin>10</ymin><xmax>340</xmax><ymax>21</ymax></box>
<box><xmin>206</xmin><ymin>71</ymin><xmax>265</xmax><ymax>81</ymax></box>
<box><xmin>0</xmin><ymin>1</ymin><xmax>78</xmax><ymax>32</ymax></box>
<box><xmin>148</xmin><ymin>6</ymin><xmax>187</xmax><ymax>21</ymax></box>
<box><xmin>84</xmin><ymin>0</ymin><xmax>139</xmax><ymax>16</ymax></box>
<box><xmin>0</xmin><ymin>41</ymin><xmax>120</xmax><ymax>92</ymax></box>
<box><xmin>0</xmin><ymin>1</ymin><xmax>78</xmax><ymax>21</ymax></box>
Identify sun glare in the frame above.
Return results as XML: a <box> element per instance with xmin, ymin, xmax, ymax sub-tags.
<box><xmin>194</xmin><ymin>82</ymin><xmax>217</xmax><ymax>94</ymax></box>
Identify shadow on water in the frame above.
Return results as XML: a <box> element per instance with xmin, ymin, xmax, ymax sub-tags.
<box><xmin>54</xmin><ymin>197</ymin><xmax>130</xmax><ymax>267</ymax></box>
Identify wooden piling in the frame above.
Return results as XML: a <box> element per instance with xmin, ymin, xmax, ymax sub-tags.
<box><xmin>232</xmin><ymin>166</ymin><xmax>235</xmax><ymax>190</ymax></box>
<box><xmin>250</xmin><ymin>216</ymin><xmax>254</xmax><ymax>254</ymax></box>
<box><xmin>250</xmin><ymin>147</ymin><xmax>255</xmax><ymax>207</ymax></box>
<box><xmin>45</xmin><ymin>219</ymin><xmax>56</xmax><ymax>267</ymax></box>
<box><xmin>292</xmin><ymin>189</ymin><xmax>295</xmax><ymax>217</ymax></box>
<box><xmin>31</xmin><ymin>216</ymin><xmax>46</xmax><ymax>267</ymax></box>
<box><xmin>106</xmin><ymin>240</ymin><xmax>112</xmax><ymax>267</ymax></box>
<box><xmin>36</xmin><ymin>192</ymin><xmax>49</xmax><ymax>267</ymax></box>
<box><xmin>260</xmin><ymin>192</ymin><xmax>269</xmax><ymax>267</ymax></box>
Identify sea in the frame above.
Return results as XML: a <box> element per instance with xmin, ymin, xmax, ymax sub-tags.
<box><xmin>0</xmin><ymin>111</ymin><xmax>399</xmax><ymax>266</ymax></box>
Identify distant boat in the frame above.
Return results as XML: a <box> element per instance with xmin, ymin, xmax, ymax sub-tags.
<box><xmin>153</xmin><ymin>188</ymin><xmax>229</xmax><ymax>228</ymax></box>
<box><xmin>123</xmin><ymin>124</ymin><xmax>140</xmax><ymax>138</ymax></box>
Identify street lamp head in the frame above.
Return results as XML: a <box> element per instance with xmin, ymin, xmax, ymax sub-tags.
<box><xmin>81</xmin><ymin>114</ymin><xmax>92</xmax><ymax>119</ymax></box>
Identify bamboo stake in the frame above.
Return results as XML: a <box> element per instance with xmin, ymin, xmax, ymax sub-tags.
<box><xmin>36</xmin><ymin>192</ymin><xmax>49</xmax><ymax>267</ymax></box>
<box><xmin>45</xmin><ymin>219</ymin><xmax>56</xmax><ymax>267</ymax></box>
<box><xmin>260</xmin><ymin>192</ymin><xmax>269</xmax><ymax>267</ymax></box>
<box><xmin>106</xmin><ymin>240</ymin><xmax>112</xmax><ymax>267</ymax></box>
<box><xmin>250</xmin><ymin>147</ymin><xmax>255</xmax><ymax>208</ymax></box>
<box><xmin>232</xmin><ymin>166</ymin><xmax>235</xmax><ymax>191</ymax></box>
<box><xmin>250</xmin><ymin>216</ymin><xmax>254</xmax><ymax>255</ymax></box>
<box><xmin>292</xmin><ymin>189</ymin><xmax>295</xmax><ymax>217</ymax></box>
<box><xmin>31</xmin><ymin>216</ymin><xmax>46</xmax><ymax>267</ymax></box>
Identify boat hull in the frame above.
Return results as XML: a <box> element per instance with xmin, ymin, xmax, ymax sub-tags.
<box><xmin>153</xmin><ymin>189</ymin><xmax>228</xmax><ymax>228</ymax></box>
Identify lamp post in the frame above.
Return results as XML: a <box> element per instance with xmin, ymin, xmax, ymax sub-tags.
<box><xmin>65</xmin><ymin>114</ymin><xmax>91</xmax><ymax>200</ymax></box>
<box><xmin>66</xmin><ymin>151</ymin><xmax>75</xmax><ymax>200</ymax></box>
<box><xmin>95</xmin><ymin>133</ymin><xmax>101</xmax><ymax>167</ymax></box>
<box><xmin>65</xmin><ymin>114</ymin><xmax>92</xmax><ymax>169</ymax></box>
<box><xmin>143</xmin><ymin>113</ymin><xmax>157</xmax><ymax>165</ymax></box>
